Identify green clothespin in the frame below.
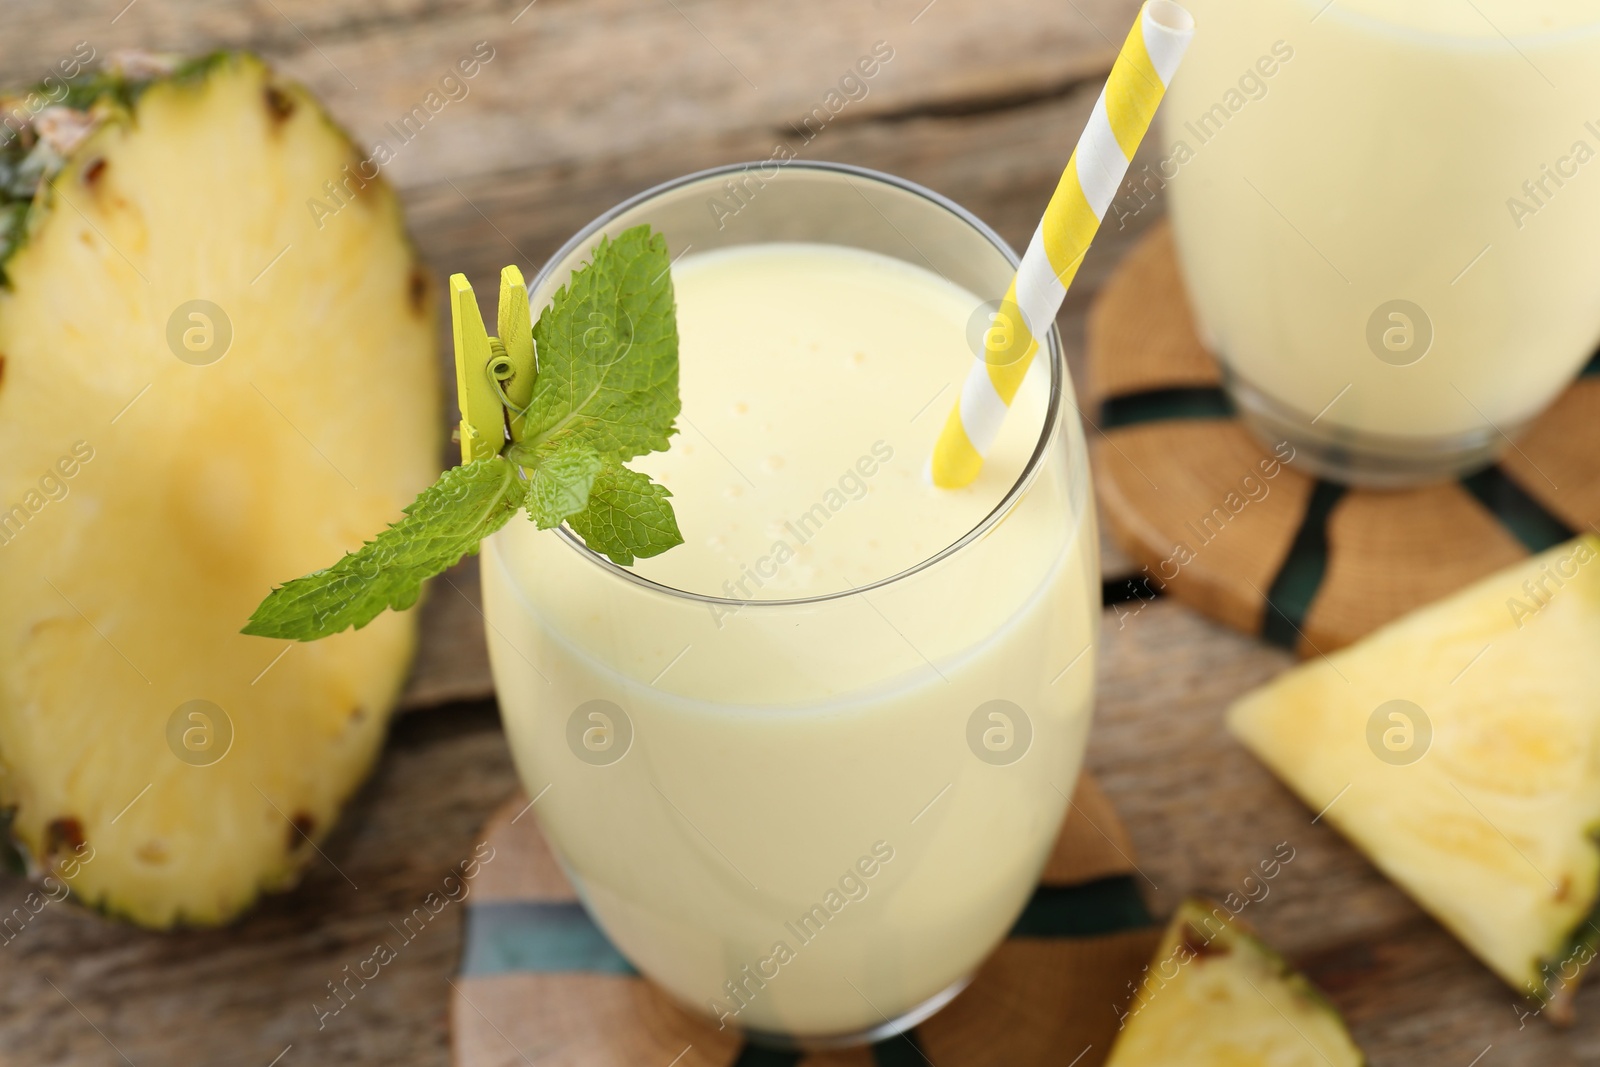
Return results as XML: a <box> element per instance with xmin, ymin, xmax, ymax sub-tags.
<box><xmin>496</xmin><ymin>266</ymin><xmax>537</xmax><ymax>441</ymax></box>
<box><xmin>451</xmin><ymin>273</ymin><xmax>504</xmax><ymax>464</ymax></box>
<box><xmin>451</xmin><ymin>269</ymin><xmax>541</xmax><ymax>464</ymax></box>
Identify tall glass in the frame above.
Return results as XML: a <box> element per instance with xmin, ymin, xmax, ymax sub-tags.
<box><xmin>1162</xmin><ymin>0</ymin><xmax>1600</xmax><ymax>486</ymax></box>
<box><xmin>481</xmin><ymin>163</ymin><xmax>1099</xmax><ymax>1046</ymax></box>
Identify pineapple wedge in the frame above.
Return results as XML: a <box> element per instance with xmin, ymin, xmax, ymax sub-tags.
<box><xmin>0</xmin><ymin>53</ymin><xmax>439</xmax><ymax>925</ymax></box>
<box><xmin>1230</xmin><ymin>535</ymin><xmax>1600</xmax><ymax>1015</ymax></box>
<box><xmin>1106</xmin><ymin>897</ymin><xmax>1364</xmax><ymax>1066</ymax></box>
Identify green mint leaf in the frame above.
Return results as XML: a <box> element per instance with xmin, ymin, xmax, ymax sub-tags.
<box><xmin>245</xmin><ymin>225</ymin><xmax>690</xmax><ymax>643</ymax></box>
<box><xmin>523</xmin><ymin>225</ymin><xmax>680</xmax><ymax>461</ymax></box>
<box><xmin>242</xmin><ymin>458</ymin><xmax>526</xmax><ymax>641</ymax></box>
<box><xmin>567</xmin><ymin>464</ymin><xmax>683</xmax><ymax>566</ymax></box>
<box><xmin>526</xmin><ymin>442</ymin><xmax>603</xmax><ymax>529</ymax></box>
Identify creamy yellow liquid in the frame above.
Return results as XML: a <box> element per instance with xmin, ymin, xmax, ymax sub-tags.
<box><xmin>632</xmin><ymin>243</ymin><xmax>1043</xmax><ymax>598</ymax></box>
<box><xmin>1165</xmin><ymin>0</ymin><xmax>1600</xmax><ymax>439</ymax></box>
<box><xmin>483</xmin><ymin>243</ymin><xmax>1099</xmax><ymax>1037</ymax></box>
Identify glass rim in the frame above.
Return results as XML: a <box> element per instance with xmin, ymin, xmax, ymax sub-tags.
<box><xmin>508</xmin><ymin>159</ymin><xmax>1071</xmax><ymax>610</ymax></box>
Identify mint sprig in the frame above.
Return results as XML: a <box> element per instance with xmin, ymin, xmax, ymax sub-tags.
<box><xmin>525</xmin><ymin>442</ymin><xmax>604</xmax><ymax>529</ymax></box>
<box><xmin>244</xmin><ymin>226</ymin><xmax>684</xmax><ymax>642</ymax></box>
<box><xmin>568</xmin><ymin>464</ymin><xmax>682</xmax><ymax>566</ymax></box>
<box><xmin>517</xmin><ymin>224</ymin><xmax>680</xmax><ymax>460</ymax></box>
<box><xmin>242</xmin><ymin>457</ymin><xmax>526</xmax><ymax>640</ymax></box>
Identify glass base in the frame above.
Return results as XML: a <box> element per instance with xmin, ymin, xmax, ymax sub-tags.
<box><xmin>739</xmin><ymin>974</ymin><xmax>972</xmax><ymax>1051</ymax></box>
<box><xmin>1223</xmin><ymin>367</ymin><xmax>1518</xmax><ymax>488</ymax></box>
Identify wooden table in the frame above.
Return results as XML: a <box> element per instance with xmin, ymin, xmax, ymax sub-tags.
<box><xmin>2</xmin><ymin>2</ymin><xmax>1597</xmax><ymax>1063</ymax></box>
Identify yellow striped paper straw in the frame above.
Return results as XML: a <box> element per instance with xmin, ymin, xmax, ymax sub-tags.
<box><xmin>928</xmin><ymin>0</ymin><xmax>1194</xmax><ymax>488</ymax></box>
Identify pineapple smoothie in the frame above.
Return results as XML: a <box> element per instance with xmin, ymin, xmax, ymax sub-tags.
<box><xmin>1165</xmin><ymin>0</ymin><xmax>1600</xmax><ymax>479</ymax></box>
<box><xmin>483</xmin><ymin>240</ymin><xmax>1098</xmax><ymax>1038</ymax></box>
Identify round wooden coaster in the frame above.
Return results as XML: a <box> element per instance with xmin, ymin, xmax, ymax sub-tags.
<box><xmin>449</xmin><ymin>774</ymin><xmax>1158</xmax><ymax>1067</ymax></box>
<box><xmin>1086</xmin><ymin>220</ymin><xmax>1600</xmax><ymax>656</ymax></box>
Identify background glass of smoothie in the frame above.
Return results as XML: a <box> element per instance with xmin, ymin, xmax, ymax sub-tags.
<box><xmin>481</xmin><ymin>162</ymin><xmax>1099</xmax><ymax>1046</ymax></box>
<box><xmin>1161</xmin><ymin>0</ymin><xmax>1600</xmax><ymax>485</ymax></box>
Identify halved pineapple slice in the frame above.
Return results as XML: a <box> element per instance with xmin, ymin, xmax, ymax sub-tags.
<box><xmin>1106</xmin><ymin>898</ymin><xmax>1364</xmax><ymax>1066</ymax></box>
<box><xmin>0</xmin><ymin>53</ymin><xmax>439</xmax><ymax>925</ymax></box>
<box><xmin>1230</xmin><ymin>535</ymin><xmax>1600</xmax><ymax>1015</ymax></box>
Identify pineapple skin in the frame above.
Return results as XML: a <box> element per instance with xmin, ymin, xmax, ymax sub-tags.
<box><xmin>0</xmin><ymin>53</ymin><xmax>440</xmax><ymax>926</ymax></box>
<box><xmin>1106</xmin><ymin>898</ymin><xmax>1365</xmax><ymax>1067</ymax></box>
<box><xmin>1229</xmin><ymin>536</ymin><xmax>1600</xmax><ymax>1008</ymax></box>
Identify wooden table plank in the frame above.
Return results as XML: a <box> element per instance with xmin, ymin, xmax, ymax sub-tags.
<box><xmin>1</xmin><ymin>0</ymin><xmax>1138</xmax><ymax>193</ymax></box>
<box><xmin>403</xmin><ymin>556</ymin><xmax>495</xmax><ymax>711</ymax></box>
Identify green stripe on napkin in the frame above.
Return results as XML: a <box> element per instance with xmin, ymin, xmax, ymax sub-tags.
<box><xmin>461</xmin><ymin>901</ymin><xmax>637</xmax><ymax>977</ymax></box>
